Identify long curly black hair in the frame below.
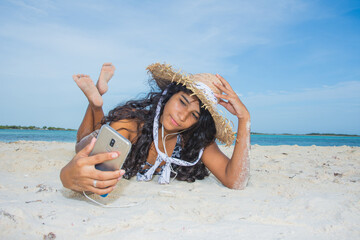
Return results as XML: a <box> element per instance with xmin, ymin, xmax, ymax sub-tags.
<box><xmin>101</xmin><ymin>83</ymin><xmax>217</xmax><ymax>182</ymax></box>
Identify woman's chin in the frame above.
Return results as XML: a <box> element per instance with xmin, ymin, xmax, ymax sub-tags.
<box><xmin>163</xmin><ymin>123</ymin><xmax>181</xmax><ymax>134</ymax></box>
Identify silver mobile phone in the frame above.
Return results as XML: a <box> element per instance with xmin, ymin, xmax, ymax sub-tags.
<box><xmin>90</xmin><ymin>125</ymin><xmax>132</xmax><ymax>171</ymax></box>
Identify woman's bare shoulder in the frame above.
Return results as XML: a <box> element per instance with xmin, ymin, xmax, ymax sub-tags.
<box><xmin>110</xmin><ymin>119</ymin><xmax>141</xmax><ymax>143</ymax></box>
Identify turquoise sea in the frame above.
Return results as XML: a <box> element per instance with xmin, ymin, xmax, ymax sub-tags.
<box><xmin>0</xmin><ymin>129</ymin><xmax>77</xmax><ymax>143</ymax></box>
<box><xmin>0</xmin><ymin>129</ymin><xmax>359</xmax><ymax>146</ymax></box>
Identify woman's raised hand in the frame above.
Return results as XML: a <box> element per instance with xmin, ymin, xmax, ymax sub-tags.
<box><xmin>213</xmin><ymin>74</ymin><xmax>250</xmax><ymax>120</ymax></box>
<box><xmin>60</xmin><ymin>137</ymin><xmax>125</xmax><ymax>195</ymax></box>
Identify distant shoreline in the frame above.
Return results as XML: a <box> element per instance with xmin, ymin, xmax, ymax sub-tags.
<box><xmin>251</xmin><ymin>132</ymin><xmax>360</xmax><ymax>137</ymax></box>
<box><xmin>0</xmin><ymin>125</ymin><xmax>76</xmax><ymax>131</ymax></box>
<box><xmin>0</xmin><ymin>125</ymin><xmax>358</xmax><ymax>137</ymax></box>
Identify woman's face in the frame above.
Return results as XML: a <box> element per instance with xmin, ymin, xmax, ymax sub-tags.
<box><xmin>161</xmin><ymin>91</ymin><xmax>200</xmax><ymax>133</ymax></box>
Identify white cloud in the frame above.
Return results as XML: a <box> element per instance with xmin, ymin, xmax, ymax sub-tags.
<box><xmin>0</xmin><ymin>0</ymin><xmax>319</xmax><ymax>92</ymax></box>
<box><xmin>1</xmin><ymin>0</ymin><xmax>358</xmax><ymax>133</ymax></box>
<box><xmin>6</xmin><ymin>0</ymin><xmax>50</xmax><ymax>15</ymax></box>
<box><xmin>0</xmin><ymin>0</ymin><xmax>316</xmax><ymax>70</ymax></box>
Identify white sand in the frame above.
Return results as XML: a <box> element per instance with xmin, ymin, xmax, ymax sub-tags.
<box><xmin>0</xmin><ymin>141</ymin><xmax>359</xmax><ymax>239</ymax></box>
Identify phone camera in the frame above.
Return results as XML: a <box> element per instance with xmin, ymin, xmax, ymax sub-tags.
<box><xmin>110</xmin><ymin>139</ymin><xmax>115</xmax><ymax>147</ymax></box>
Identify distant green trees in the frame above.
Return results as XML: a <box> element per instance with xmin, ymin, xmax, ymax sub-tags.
<box><xmin>0</xmin><ymin>125</ymin><xmax>75</xmax><ymax>131</ymax></box>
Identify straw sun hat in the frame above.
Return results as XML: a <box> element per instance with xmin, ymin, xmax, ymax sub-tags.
<box><xmin>146</xmin><ymin>63</ymin><xmax>236</xmax><ymax>147</ymax></box>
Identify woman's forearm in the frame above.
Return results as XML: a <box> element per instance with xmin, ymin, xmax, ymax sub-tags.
<box><xmin>225</xmin><ymin>116</ymin><xmax>251</xmax><ymax>189</ymax></box>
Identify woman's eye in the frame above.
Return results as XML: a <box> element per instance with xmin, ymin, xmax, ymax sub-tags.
<box><xmin>192</xmin><ymin>113</ymin><xmax>199</xmax><ymax>120</ymax></box>
<box><xmin>180</xmin><ymin>99</ymin><xmax>186</xmax><ymax>106</ymax></box>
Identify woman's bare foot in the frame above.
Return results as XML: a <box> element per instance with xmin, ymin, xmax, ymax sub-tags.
<box><xmin>73</xmin><ymin>74</ymin><xmax>103</xmax><ymax>107</ymax></box>
<box><xmin>97</xmin><ymin>63</ymin><xmax>116</xmax><ymax>95</ymax></box>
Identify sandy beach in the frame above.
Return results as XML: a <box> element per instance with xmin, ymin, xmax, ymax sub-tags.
<box><xmin>0</xmin><ymin>141</ymin><xmax>359</xmax><ymax>239</ymax></box>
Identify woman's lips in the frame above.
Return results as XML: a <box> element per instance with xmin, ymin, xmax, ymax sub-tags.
<box><xmin>170</xmin><ymin>116</ymin><xmax>180</xmax><ymax>127</ymax></box>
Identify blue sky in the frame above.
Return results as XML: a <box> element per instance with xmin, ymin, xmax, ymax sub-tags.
<box><xmin>0</xmin><ymin>0</ymin><xmax>359</xmax><ymax>134</ymax></box>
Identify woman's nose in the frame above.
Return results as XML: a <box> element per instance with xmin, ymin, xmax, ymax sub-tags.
<box><xmin>178</xmin><ymin>111</ymin><xmax>188</xmax><ymax>122</ymax></box>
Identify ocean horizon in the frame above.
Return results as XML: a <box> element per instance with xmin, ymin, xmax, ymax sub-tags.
<box><xmin>0</xmin><ymin>129</ymin><xmax>359</xmax><ymax>147</ymax></box>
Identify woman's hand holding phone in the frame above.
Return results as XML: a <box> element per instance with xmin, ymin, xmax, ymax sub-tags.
<box><xmin>60</xmin><ymin>137</ymin><xmax>125</xmax><ymax>195</ymax></box>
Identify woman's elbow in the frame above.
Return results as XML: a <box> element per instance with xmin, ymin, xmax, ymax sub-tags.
<box><xmin>225</xmin><ymin>173</ymin><xmax>250</xmax><ymax>190</ymax></box>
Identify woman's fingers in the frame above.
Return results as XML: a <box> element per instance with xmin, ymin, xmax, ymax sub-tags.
<box><xmin>87</xmin><ymin>175</ymin><xmax>121</xmax><ymax>195</ymax></box>
<box><xmin>214</xmin><ymin>92</ymin><xmax>230</xmax><ymax>101</ymax></box>
<box><xmin>213</xmin><ymin>76</ymin><xmax>236</xmax><ymax>98</ymax></box>
<box><xmin>213</xmin><ymin>80</ymin><xmax>231</xmax><ymax>95</ymax></box>
<box><xmin>87</xmin><ymin>151</ymin><xmax>120</xmax><ymax>165</ymax></box>
<box><xmin>74</xmin><ymin>141</ymin><xmax>118</xmax><ymax>168</ymax></box>
<box><xmin>73</xmin><ymin>168</ymin><xmax>124</xmax><ymax>194</ymax></box>
<box><xmin>215</xmin><ymin>74</ymin><xmax>233</xmax><ymax>91</ymax></box>
<box><xmin>87</xmin><ymin>185</ymin><xmax>115</xmax><ymax>196</ymax></box>
<box><xmin>93</xmin><ymin>169</ymin><xmax>125</xmax><ymax>181</ymax></box>
<box><xmin>90</xmin><ymin>178</ymin><xmax>119</xmax><ymax>189</ymax></box>
<box><xmin>213</xmin><ymin>74</ymin><xmax>239</xmax><ymax>102</ymax></box>
<box><xmin>212</xmin><ymin>74</ymin><xmax>250</xmax><ymax>119</ymax></box>
<box><xmin>76</xmin><ymin>171</ymin><xmax>124</xmax><ymax>194</ymax></box>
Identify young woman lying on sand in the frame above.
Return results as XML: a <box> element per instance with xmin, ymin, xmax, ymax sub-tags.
<box><xmin>60</xmin><ymin>63</ymin><xmax>251</xmax><ymax>196</ymax></box>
